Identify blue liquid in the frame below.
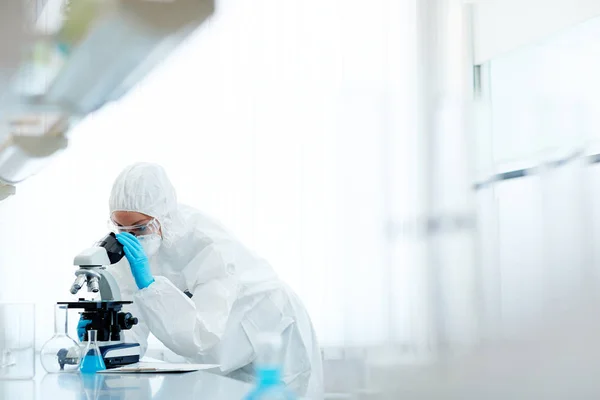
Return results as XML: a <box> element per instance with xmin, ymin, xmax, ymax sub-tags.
<box><xmin>245</xmin><ymin>385</ymin><xmax>296</xmax><ymax>400</ymax></box>
<box><xmin>79</xmin><ymin>350</ymin><xmax>106</xmax><ymax>374</ymax></box>
<box><xmin>245</xmin><ymin>368</ymin><xmax>296</xmax><ymax>400</ymax></box>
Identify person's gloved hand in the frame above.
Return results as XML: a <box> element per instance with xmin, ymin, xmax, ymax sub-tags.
<box><xmin>77</xmin><ymin>317</ymin><xmax>91</xmax><ymax>341</ymax></box>
<box><xmin>116</xmin><ymin>232</ymin><xmax>155</xmax><ymax>290</ymax></box>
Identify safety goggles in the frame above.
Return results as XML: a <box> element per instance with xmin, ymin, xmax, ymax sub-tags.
<box><xmin>108</xmin><ymin>218</ymin><xmax>161</xmax><ymax>237</ymax></box>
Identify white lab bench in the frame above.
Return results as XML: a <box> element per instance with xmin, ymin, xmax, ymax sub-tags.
<box><xmin>0</xmin><ymin>369</ymin><xmax>255</xmax><ymax>399</ymax></box>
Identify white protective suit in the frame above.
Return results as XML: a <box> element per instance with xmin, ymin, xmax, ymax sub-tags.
<box><xmin>108</xmin><ymin>163</ymin><xmax>323</xmax><ymax>399</ymax></box>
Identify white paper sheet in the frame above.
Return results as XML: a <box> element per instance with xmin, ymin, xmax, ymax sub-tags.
<box><xmin>98</xmin><ymin>362</ymin><xmax>220</xmax><ymax>374</ymax></box>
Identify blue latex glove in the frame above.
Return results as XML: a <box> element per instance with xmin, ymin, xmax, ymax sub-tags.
<box><xmin>116</xmin><ymin>232</ymin><xmax>155</xmax><ymax>290</ymax></box>
<box><xmin>77</xmin><ymin>317</ymin><xmax>91</xmax><ymax>341</ymax></box>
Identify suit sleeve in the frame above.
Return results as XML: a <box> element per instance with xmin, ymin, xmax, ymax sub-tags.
<box><xmin>133</xmin><ymin>246</ymin><xmax>238</xmax><ymax>357</ymax></box>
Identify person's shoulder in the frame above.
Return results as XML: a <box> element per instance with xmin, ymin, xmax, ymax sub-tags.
<box><xmin>179</xmin><ymin>204</ymin><xmax>219</xmax><ymax>222</ymax></box>
<box><xmin>179</xmin><ymin>205</ymin><xmax>237</xmax><ymax>240</ymax></box>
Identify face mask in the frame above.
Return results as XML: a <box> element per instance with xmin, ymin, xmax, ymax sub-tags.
<box><xmin>138</xmin><ymin>234</ymin><xmax>162</xmax><ymax>258</ymax></box>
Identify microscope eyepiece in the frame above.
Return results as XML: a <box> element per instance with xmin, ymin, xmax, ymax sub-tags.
<box><xmin>96</xmin><ymin>232</ymin><xmax>125</xmax><ymax>264</ymax></box>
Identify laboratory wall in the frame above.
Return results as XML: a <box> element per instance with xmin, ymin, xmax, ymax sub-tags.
<box><xmin>10</xmin><ymin>0</ymin><xmax>599</xmax><ymax>397</ymax></box>
<box><xmin>474</xmin><ymin>14</ymin><xmax>600</xmax><ymax>339</ymax></box>
<box><xmin>0</xmin><ymin>0</ymin><xmax>420</xmax><ymax>367</ymax></box>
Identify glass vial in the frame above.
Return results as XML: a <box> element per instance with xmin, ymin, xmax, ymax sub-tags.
<box><xmin>0</xmin><ymin>302</ymin><xmax>36</xmax><ymax>380</ymax></box>
<box><xmin>244</xmin><ymin>333</ymin><xmax>296</xmax><ymax>400</ymax></box>
<box><xmin>40</xmin><ymin>304</ymin><xmax>82</xmax><ymax>373</ymax></box>
<box><xmin>80</xmin><ymin>330</ymin><xmax>106</xmax><ymax>374</ymax></box>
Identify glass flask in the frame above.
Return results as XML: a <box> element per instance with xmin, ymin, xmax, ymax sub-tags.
<box><xmin>40</xmin><ymin>304</ymin><xmax>82</xmax><ymax>373</ymax></box>
<box><xmin>0</xmin><ymin>302</ymin><xmax>35</xmax><ymax>380</ymax></box>
<box><xmin>244</xmin><ymin>333</ymin><xmax>296</xmax><ymax>400</ymax></box>
<box><xmin>80</xmin><ymin>330</ymin><xmax>106</xmax><ymax>374</ymax></box>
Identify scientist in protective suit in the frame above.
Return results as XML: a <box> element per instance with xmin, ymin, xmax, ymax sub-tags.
<box><xmin>90</xmin><ymin>162</ymin><xmax>323</xmax><ymax>398</ymax></box>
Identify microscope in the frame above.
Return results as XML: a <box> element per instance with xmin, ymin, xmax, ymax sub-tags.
<box><xmin>60</xmin><ymin>233</ymin><xmax>142</xmax><ymax>369</ymax></box>
<box><xmin>69</xmin><ymin>233</ymin><xmax>126</xmax><ymax>300</ymax></box>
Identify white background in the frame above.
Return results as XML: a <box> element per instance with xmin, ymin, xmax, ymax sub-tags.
<box><xmin>0</xmin><ymin>0</ymin><xmax>418</xmax><ymax>352</ymax></box>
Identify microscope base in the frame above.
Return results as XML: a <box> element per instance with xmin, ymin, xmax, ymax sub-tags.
<box><xmin>99</xmin><ymin>343</ymin><xmax>141</xmax><ymax>369</ymax></box>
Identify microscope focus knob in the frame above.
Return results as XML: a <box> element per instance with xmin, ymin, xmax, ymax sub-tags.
<box><xmin>118</xmin><ymin>312</ymin><xmax>139</xmax><ymax>330</ymax></box>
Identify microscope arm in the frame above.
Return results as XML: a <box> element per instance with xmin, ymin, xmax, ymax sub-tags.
<box><xmin>98</xmin><ymin>269</ymin><xmax>122</xmax><ymax>301</ymax></box>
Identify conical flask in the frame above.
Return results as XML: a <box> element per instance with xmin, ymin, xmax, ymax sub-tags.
<box><xmin>40</xmin><ymin>304</ymin><xmax>82</xmax><ymax>373</ymax></box>
<box><xmin>80</xmin><ymin>330</ymin><xmax>106</xmax><ymax>374</ymax></box>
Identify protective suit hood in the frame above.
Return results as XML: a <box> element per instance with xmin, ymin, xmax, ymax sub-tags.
<box><xmin>109</xmin><ymin>162</ymin><xmax>185</xmax><ymax>248</ymax></box>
